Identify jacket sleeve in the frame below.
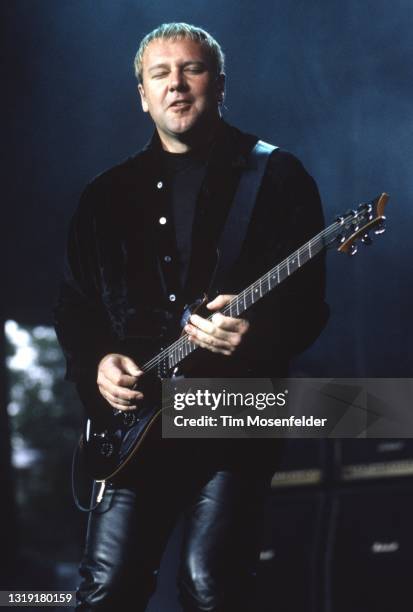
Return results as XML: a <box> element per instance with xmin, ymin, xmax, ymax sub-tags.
<box><xmin>53</xmin><ymin>184</ymin><xmax>118</xmax><ymax>385</ymax></box>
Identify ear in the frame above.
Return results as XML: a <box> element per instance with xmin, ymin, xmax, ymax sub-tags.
<box><xmin>216</xmin><ymin>73</ymin><xmax>226</xmax><ymax>105</ymax></box>
<box><xmin>138</xmin><ymin>83</ymin><xmax>149</xmax><ymax>113</ymax></box>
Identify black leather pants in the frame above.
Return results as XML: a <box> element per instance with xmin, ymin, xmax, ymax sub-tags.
<box><xmin>76</xmin><ymin>441</ymin><xmax>272</xmax><ymax>611</ymax></box>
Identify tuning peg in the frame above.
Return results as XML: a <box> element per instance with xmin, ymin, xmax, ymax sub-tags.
<box><xmin>349</xmin><ymin>243</ymin><xmax>358</xmax><ymax>256</ymax></box>
<box><xmin>361</xmin><ymin>233</ymin><xmax>372</xmax><ymax>245</ymax></box>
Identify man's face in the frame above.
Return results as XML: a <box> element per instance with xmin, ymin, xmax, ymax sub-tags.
<box><xmin>138</xmin><ymin>37</ymin><xmax>224</xmax><ymax>145</ymax></box>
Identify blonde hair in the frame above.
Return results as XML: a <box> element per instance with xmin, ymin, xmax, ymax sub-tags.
<box><xmin>134</xmin><ymin>22</ymin><xmax>225</xmax><ymax>83</ymax></box>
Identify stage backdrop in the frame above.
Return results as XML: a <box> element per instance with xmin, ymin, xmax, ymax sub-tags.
<box><xmin>3</xmin><ymin>0</ymin><xmax>411</xmax><ymax>377</ymax></box>
<box><xmin>1</xmin><ymin>0</ymin><xmax>412</xmax><ymax>603</ymax></box>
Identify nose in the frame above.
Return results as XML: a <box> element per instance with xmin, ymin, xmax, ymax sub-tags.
<box><xmin>169</xmin><ymin>68</ymin><xmax>189</xmax><ymax>92</ymax></box>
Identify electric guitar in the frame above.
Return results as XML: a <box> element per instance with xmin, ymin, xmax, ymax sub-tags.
<box><xmin>76</xmin><ymin>193</ymin><xmax>389</xmax><ymax>496</ymax></box>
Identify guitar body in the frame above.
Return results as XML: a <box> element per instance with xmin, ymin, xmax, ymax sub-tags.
<box><xmin>77</xmin><ymin>194</ymin><xmax>389</xmax><ymax>484</ymax></box>
<box><xmin>80</xmin><ymin>297</ymin><xmax>209</xmax><ymax>482</ymax></box>
<box><xmin>81</xmin><ymin>392</ymin><xmax>163</xmax><ymax>482</ymax></box>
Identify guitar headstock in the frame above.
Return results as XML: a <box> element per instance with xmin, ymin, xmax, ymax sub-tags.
<box><xmin>332</xmin><ymin>193</ymin><xmax>389</xmax><ymax>255</ymax></box>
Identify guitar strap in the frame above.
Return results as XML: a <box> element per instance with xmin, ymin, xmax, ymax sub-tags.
<box><xmin>212</xmin><ymin>139</ymin><xmax>278</xmax><ymax>294</ymax></box>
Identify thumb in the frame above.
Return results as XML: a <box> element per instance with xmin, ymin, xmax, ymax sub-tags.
<box><xmin>121</xmin><ymin>356</ymin><xmax>142</xmax><ymax>376</ymax></box>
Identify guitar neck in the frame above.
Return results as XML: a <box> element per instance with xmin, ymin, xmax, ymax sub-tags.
<box><xmin>143</xmin><ymin>220</ymin><xmax>340</xmax><ymax>377</ymax></box>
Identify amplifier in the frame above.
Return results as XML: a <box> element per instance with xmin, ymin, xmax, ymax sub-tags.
<box><xmin>256</xmin><ymin>490</ymin><xmax>327</xmax><ymax>611</ymax></box>
<box><xmin>270</xmin><ymin>439</ymin><xmax>330</xmax><ymax>488</ymax></box>
<box><xmin>334</xmin><ymin>439</ymin><xmax>413</xmax><ymax>482</ymax></box>
<box><xmin>326</xmin><ymin>482</ymin><xmax>413</xmax><ymax>612</ymax></box>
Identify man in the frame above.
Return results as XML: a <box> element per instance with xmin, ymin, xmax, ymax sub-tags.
<box><xmin>54</xmin><ymin>23</ymin><xmax>328</xmax><ymax>611</ymax></box>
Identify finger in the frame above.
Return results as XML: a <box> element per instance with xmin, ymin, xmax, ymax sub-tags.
<box><xmin>186</xmin><ymin>331</ymin><xmax>233</xmax><ymax>356</ymax></box>
<box><xmin>100</xmin><ymin>385</ymin><xmax>143</xmax><ymax>405</ymax></box>
<box><xmin>189</xmin><ymin>314</ymin><xmax>228</xmax><ymax>339</ymax></box>
<box><xmin>185</xmin><ymin>323</ymin><xmax>233</xmax><ymax>352</ymax></box>
<box><xmin>206</xmin><ymin>294</ymin><xmax>236</xmax><ymax>311</ymax></box>
<box><xmin>210</xmin><ymin>313</ymin><xmax>250</xmax><ymax>334</ymax></box>
<box><xmin>99</xmin><ymin>389</ymin><xmax>138</xmax><ymax>411</ymax></box>
<box><xmin>120</xmin><ymin>356</ymin><xmax>143</xmax><ymax>377</ymax></box>
<box><xmin>99</xmin><ymin>364</ymin><xmax>140</xmax><ymax>389</ymax></box>
<box><xmin>98</xmin><ymin>354</ymin><xmax>143</xmax><ymax>386</ymax></box>
<box><xmin>187</xmin><ymin>313</ymin><xmax>246</xmax><ymax>347</ymax></box>
<box><xmin>97</xmin><ymin>373</ymin><xmax>143</xmax><ymax>402</ymax></box>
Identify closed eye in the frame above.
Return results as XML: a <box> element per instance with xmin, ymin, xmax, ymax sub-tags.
<box><xmin>184</xmin><ymin>66</ymin><xmax>204</xmax><ymax>74</ymax></box>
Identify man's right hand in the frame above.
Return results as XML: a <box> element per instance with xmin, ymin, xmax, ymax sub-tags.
<box><xmin>97</xmin><ymin>353</ymin><xmax>144</xmax><ymax>411</ymax></box>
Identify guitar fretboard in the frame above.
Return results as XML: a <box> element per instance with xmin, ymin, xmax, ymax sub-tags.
<box><xmin>142</xmin><ymin>219</ymin><xmax>342</xmax><ymax>377</ymax></box>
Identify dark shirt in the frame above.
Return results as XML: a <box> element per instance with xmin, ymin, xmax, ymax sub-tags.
<box><xmin>161</xmin><ymin>146</ymin><xmax>209</xmax><ymax>287</ymax></box>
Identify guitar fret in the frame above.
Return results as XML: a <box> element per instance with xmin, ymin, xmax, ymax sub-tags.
<box><xmin>270</xmin><ymin>270</ymin><xmax>276</xmax><ymax>287</ymax></box>
<box><xmin>141</xmin><ymin>216</ymin><xmax>355</xmax><ymax>379</ymax></box>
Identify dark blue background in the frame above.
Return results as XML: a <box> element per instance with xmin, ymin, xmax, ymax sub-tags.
<box><xmin>3</xmin><ymin>0</ymin><xmax>412</xmax><ymax>376</ymax></box>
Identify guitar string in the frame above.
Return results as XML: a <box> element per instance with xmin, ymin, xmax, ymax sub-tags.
<box><xmin>142</xmin><ymin>218</ymin><xmax>342</xmax><ymax>372</ymax></box>
<box><xmin>143</xmin><ymin>209</ymin><xmax>372</xmax><ymax>373</ymax></box>
<box><xmin>142</xmin><ymin>225</ymin><xmax>332</xmax><ymax>373</ymax></box>
<box><xmin>142</xmin><ymin>214</ymin><xmax>363</xmax><ymax>372</ymax></box>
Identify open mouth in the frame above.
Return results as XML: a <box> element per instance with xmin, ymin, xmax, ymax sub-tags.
<box><xmin>169</xmin><ymin>100</ymin><xmax>192</xmax><ymax>109</ymax></box>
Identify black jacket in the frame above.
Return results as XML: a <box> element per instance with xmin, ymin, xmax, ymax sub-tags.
<box><xmin>54</xmin><ymin>121</ymin><xmax>328</xmax><ymax>403</ymax></box>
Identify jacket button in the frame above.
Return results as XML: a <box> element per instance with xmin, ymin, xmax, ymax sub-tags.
<box><xmin>169</xmin><ymin>294</ymin><xmax>176</xmax><ymax>302</ymax></box>
<box><xmin>157</xmin><ymin>181</ymin><xmax>163</xmax><ymax>189</ymax></box>
<box><xmin>159</xmin><ymin>217</ymin><xmax>167</xmax><ymax>225</ymax></box>
<box><xmin>164</xmin><ymin>255</ymin><xmax>172</xmax><ymax>263</ymax></box>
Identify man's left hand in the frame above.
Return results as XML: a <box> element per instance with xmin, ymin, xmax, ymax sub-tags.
<box><xmin>184</xmin><ymin>294</ymin><xmax>250</xmax><ymax>356</ymax></box>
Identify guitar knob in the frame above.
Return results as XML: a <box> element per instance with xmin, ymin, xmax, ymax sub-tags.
<box><xmin>361</xmin><ymin>233</ymin><xmax>372</xmax><ymax>245</ymax></box>
<box><xmin>100</xmin><ymin>441</ymin><xmax>114</xmax><ymax>457</ymax></box>
<box><xmin>123</xmin><ymin>411</ymin><xmax>138</xmax><ymax>427</ymax></box>
<box><xmin>349</xmin><ymin>243</ymin><xmax>358</xmax><ymax>256</ymax></box>
<box><xmin>374</xmin><ymin>225</ymin><xmax>385</xmax><ymax>235</ymax></box>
